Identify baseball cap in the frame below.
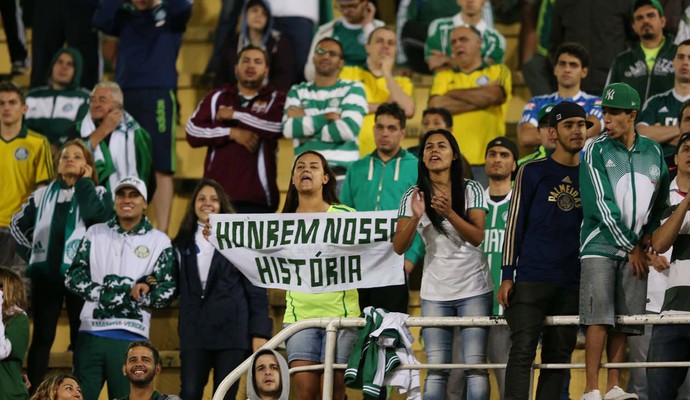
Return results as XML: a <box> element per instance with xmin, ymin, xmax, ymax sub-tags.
<box><xmin>485</xmin><ymin>136</ymin><xmax>519</xmax><ymax>161</ymax></box>
<box><xmin>633</xmin><ymin>0</ymin><xmax>664</xmax><ymax>17</ymax></box>
<box><xmin>114</xmin><ymin>176</ymin><xmax>148</xmax><ymax>201</ymax></box>
<box><xmin>601</xmin><ymin>82</ymin><xmax>641</xmax><ymax>111</ymax></box>
<box><xmin>537</xmin><ymin>103</ymin><xmax>555</xmax><ymax>126</ymax></box>
<box><xmin>549</xmin><ymin>101</ymin><xmax>594</xmax><ymax>129</ymax></box>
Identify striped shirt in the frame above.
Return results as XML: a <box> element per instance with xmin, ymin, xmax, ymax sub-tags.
<box><xmin>283</xmin><ymin>79</ymin><xmax>367</xmax><ymax>169</ymax></box>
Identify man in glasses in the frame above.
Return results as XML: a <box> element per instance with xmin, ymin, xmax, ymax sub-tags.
<box><xmin>304</xmin><ymin>0</ymin><xmax>384</xmax><ymax>82</ymax></box>
<box><xmin>283</xmin><ymin>38</ymin><xmax>367</xmax><ymax>188</ymax></box>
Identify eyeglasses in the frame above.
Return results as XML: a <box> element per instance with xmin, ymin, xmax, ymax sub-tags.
<box><xmin>316</xmin><ymin>48</ymin><xmax>341</xmax><ymax>58</ymax></box>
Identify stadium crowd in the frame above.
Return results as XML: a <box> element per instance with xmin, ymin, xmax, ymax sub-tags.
<box><xmin>3</xmin><ymin>0</ymin><xmax>690</xmax><ymax>399</ymax></box>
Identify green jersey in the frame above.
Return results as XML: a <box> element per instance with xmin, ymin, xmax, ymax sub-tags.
<box><xmin>283</xmin><ymin>79</ymin><xmax>367</xmax><ymax>168</ymax></box>
<box><xmin>638</xmin><ymin>88</ymin><xmax>690</xmax><ymax>159</ymax></box>
<box><xmin>482</xmin><ymin>189</ymin><xmax>512</xmax><ymax>316</ymax></box>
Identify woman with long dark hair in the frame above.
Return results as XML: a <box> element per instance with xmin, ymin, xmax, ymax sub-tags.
<box><xmin>10</xmin><ymin>138</ymin><xmax>112</xmax><ymax>393</ymax></box>
<box><xmin>173</xmin><ymin>179</ymin><xmax>272</xmax><ymax>400</ymax></box>
<box><xmin>281</xmin><ymin>150</ymin><xmax>358</xmax><ymax>400</ymax></box>
<box><xmin>0</xmin><ymin>267</ymin><xmax>30</xmax><ymax>400</ymax></box>
<box><xmin>393</xmin><ymin>129</ymin><xmax>492</xmax><ymax>400</ymax></box>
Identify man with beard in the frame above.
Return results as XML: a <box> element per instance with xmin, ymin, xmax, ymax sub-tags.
<box><xmin>339</xmin><ymin>27</ymin><xmax>415</xmax><ymax>156</ymax></box>
<box><xmin>498</xmin><ymin>102</ymin><xmax>586</xmax><ymax>400</ymax></box>
<box><xmin>187</xmin><ymin>46</ymin><xmax>286</xmax><ymax>213</ymax></box>
<box><xmin>606</xmin><ymin>0</ymin><xmax>676</xmax><ymax>105</ymax></box>
<box><xmin>637</xmin><ymin>41</ymin><xmax>690</xmax><ymax>170</ymax></box>
<box><xmin>117</xmin><ymin>340</ymin><xmax>180</xmax><ymax>400</ymax></box>
<box><xmin>283</xmin><ymin>38</ymin><xmax>367</xmax><ymax>183</ymax></box>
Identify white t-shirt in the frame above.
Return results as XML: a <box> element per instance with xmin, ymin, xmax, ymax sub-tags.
<box><xmin>195</xmin><ymin>223</ymin><xmax>214</xmax><ymax>290</ymax></box>
<box><xmin>398</xmin><ymin>180</ymin><xmax>493</xmax><ymax>301</ymax></box>
<box><xmin>267</xmin><ymin>0</ymin><xmax>319</xmax><ymax>23</ymax></box>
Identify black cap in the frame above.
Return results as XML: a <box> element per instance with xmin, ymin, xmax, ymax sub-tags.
<box><xmin>485</xmin><ymin>136</ymin><xmax>519</xmax><ymax>161</ymax></box>
<box><xmin>549</xmin><ymin>101</ymin><xmax>594</xmax><ymax>129</ymax></box>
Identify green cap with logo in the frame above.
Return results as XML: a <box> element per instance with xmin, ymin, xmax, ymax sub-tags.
<box><xmin>633</xmin><ymin>0</ymin><xmax>664</xmax><ymax>17</ymax></box>
<box><xmin>601</xmin><ymin>82</ymin><xmax>641</xmax><ymax>111</ymax></box>
<box><xmin>537</xmin><ymin>103</ymin><xmax>555</xmax><ymax>125</ymax></box>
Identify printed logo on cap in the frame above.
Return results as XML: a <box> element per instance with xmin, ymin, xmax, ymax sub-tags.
<box><xmin>605</xmin><ymin>89</ymin><xmax>615</xmax><ymax>101</ymax></box>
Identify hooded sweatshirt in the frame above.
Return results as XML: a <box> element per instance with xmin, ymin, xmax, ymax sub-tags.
<box><xmin>246</xmin><ymin>349</ymin><xmax>290</xmax><ymax>400</ymax></box>
<box><xmin>25</xmin><ymin>47</ymin><xmax>90</xmax><ymax>146</ymax></box>
<box><xmin>214</xmin><ymin>0</ymin><xmax>293</xmax><ymax>92</ymax></box>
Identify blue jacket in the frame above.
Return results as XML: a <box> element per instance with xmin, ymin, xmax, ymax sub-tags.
<box><xmin>175</xmin><ymin>239</ymin><xmax>273</xmax><ymax>351</ymax></box>
<box><xmin>92</xmin><ymin>0</ymin><xmax>192</xmax><ymax>89</ymax></box>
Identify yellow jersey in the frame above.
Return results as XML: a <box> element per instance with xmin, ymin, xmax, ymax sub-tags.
<box><xmin>340</xmin><ymin>66</ymin><xmax>414</xmax><ymax>156</ymax></box>
<box><xmin>0</xmin><ymin>127</ymin><xmax>54</xmax><ymax>227</ymax></box>
<box><xmin>283</xmin><ymin>204</ymin><xmax>360</xmax><ymax>323</ymax></box>
<box><xmin>430</xmin><ymin>63</ymin><xmax>512</xmax><ymax>165</ymax></box>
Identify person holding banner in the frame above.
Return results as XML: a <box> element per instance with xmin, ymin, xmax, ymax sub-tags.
<box><xmin>394</xmin><ymin>129</ymin><xmax>492</xmax><ymax>400</ymax></box>
<box><xmin>281</xmin><ymin>150</ymin><xmax>359</xmax><ymax>400</ymax></box>
<box><xmin>10</xmin><ymin>138</ymin><xmax>113</xmax><ymax>394</ymax></box>
<box><xmin>173</xmin><ymin>179</ymin><xmax>273</xmax><ymax>400</ymax></box>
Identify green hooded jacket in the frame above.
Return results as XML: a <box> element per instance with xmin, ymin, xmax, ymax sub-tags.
<box><xmin>25</xmin><ymin>47</ymin><xmax>91</xmax><ymax>146</ymax></box>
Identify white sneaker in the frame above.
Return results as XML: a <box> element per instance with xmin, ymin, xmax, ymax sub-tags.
<box><xmin>603</xmin><ymin>386</ymin><xmax>638</xmax><ymax>400</ymax></box>
<box><xmin>581</xmin><ymin>390</ymin><xmax>602</xmax><ymax>400</ymax></box>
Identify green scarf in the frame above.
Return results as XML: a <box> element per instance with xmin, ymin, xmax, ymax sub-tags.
<box><xmin>30</xmin><ymin>180</ymin><xmax>86</xmax><ymax>276</ymax></box>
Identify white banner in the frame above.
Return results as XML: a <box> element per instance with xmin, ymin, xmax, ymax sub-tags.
<box><xmin>208</xmin><ymin>211</ymin><xmax>405</xmax><ymax>293</ymax></box>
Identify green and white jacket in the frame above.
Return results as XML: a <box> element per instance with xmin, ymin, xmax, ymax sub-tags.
<box><xmin>77</xmin><ymin>112</ymin><xmax>153</xmax><ymax>193</ymax></box>
<box><xmin>425</xmin><ymin>13</ymin><xmax>505</xmax><ymax>65</ymax></box>
<box><xmin>580</xmin><ymin>132</ymin><xmax>669</xmax><ymax>260</ymax></box>
<box><xmin>65</xmin><ymin>217</ymin><xmax>175</xmax><ymax>338</ymax></box>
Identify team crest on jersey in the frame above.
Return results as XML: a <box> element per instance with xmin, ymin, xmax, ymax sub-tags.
<box><xmin>134</xmin><ymin>245</ymin><xmax>150</xmax><ymax>258</ymax></box>
<box><xmin>251</xmin><ymin>100</ymin><xmax>268</xmax><ymax>114</ymax></box>
<box><xmin>63</xmin><ymin>104</ymin><xmax>74</xmax><ymax>113</ymax></box>
<box><xmin>64</xmin><ymin>239</ymin><xmax>80</xmax><ymax>261</ymax></box>
<box><xmin>357</xmin><ymin>32</ymin><xmax>366</xmax><ymax>45</ymax></box>
<box><xmin>649</xmin><ymin>165</ymin><xmax>661</xmax><ymax>180</ymax></box>
<box><xmin>476</xmin><ymin>75</ymin><xmax>490</xmax><ymax>86</ymax></box>
<box><xmin>548</xmin><ymin>183</ymin><xmax>581</xmax><ymax>211</ymax></box>
<box><xmin>502</xmin><ymin>210</ymin><xmax>508</xmax><ymax>222</ymax></box>
<box><xmin>329</xmin><ymin>98</ymin><xmax>340</xmax><ymax>108</ymax></box>
<box><xmin>525</xmin><ymin>102</ymin><xmax>536</xmax><ymax>110</ymax></box>
<box><xmin>14</xmin><ymin>147</ymin><xmax>29</xmax><ymax>161</ymax></box>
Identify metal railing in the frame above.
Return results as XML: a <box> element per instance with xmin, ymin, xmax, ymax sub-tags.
<box><xmin>212</xmin><ymin>314</ymin><xmax>690</xmax><ymax>400</ymax></box>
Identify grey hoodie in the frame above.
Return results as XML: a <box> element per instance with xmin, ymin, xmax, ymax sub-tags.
<box><xmin>246</xmin><ymin>349</ymin><xmax>290</xmax><ymax>400</ymax></box>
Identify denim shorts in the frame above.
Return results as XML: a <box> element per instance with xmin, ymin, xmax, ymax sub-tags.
<box><xmin>579</xmin><ymin>257</ymin><xmax>647</xmax><ymax>335</ymax></box>
<box><xmin>283</xmin><ymin>325</ymin><xmax>357</xmax><ymax>364</ymax></box>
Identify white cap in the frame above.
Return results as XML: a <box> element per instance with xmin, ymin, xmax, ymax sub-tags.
<box><xmin>114</xmin><ymin>176</ymin><xmax>147</xmax><ymax>201</ymax></box>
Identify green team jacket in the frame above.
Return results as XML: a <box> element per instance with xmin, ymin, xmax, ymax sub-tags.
<box><xmin>340</xmin><ymin>149</ymin><xmax>425</xmax><ymax>264</ymax></box>
<box><xmin>0</xmin><ymin>313</ymin><xmax>29</xmax><ymax>400</ymax></box>
<box><xmin>606</xmin><ymin>35</ymin><xmax>677</xmax><ymax>105</ymax></box>
<box><xmin>580</xmin><ymin>132</ymin><xmax>669</xmax><ymax>260</ymax></box>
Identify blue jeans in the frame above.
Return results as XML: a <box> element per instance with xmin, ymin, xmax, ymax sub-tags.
<box><xmin>421</xmin><ymin>292</ymin><xmax>491</xmax><ymax>400</ymax></box>
<box><xmin>647</xmin><ymin>324</ymin><xmax>690</xmax><ymax>400</ymax></box>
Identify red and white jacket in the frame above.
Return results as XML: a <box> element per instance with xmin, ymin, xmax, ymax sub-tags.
<box><xmin>186</xmin><ymin>84</ymin><xmax>285</xmax><ymax>210</ymax></box>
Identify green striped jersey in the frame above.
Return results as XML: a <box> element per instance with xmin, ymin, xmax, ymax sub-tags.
<box><xmin>283</xmin><ymin>79</ymin><xmax>367</xmax><ymax>169</ymax></box>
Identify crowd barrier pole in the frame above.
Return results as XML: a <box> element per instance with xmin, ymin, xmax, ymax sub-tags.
<box><xmin>212</xmin><ymin>314</ymin><xmax>690</xmax><ymax>400</ymax></box>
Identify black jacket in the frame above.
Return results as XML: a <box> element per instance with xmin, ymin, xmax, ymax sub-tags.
<box><xmin>176</xmin><ymin>239</ymin><xmax>273</xmax><ymax>351</ymax></box>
